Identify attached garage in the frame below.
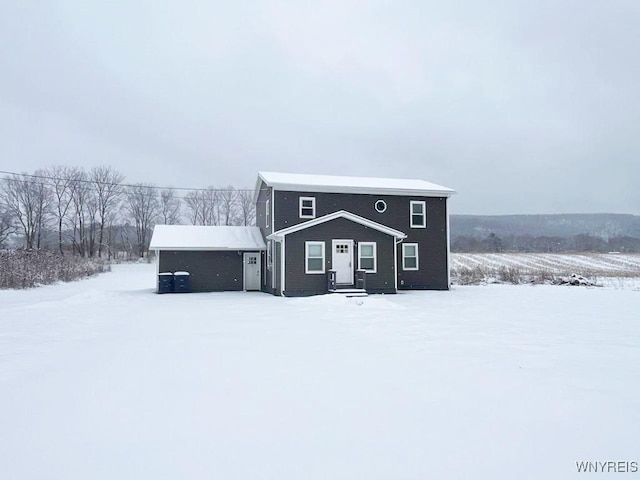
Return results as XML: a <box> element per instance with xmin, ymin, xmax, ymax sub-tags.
<box><xmin>149</xmin><ymin>225</ymin><xmax>266</xmax><ymax>293</ymax></box>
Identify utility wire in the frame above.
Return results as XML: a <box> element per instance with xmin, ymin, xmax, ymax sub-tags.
<box><xmin>0</xmin><ymin>169</ymin><xmax>253</xmax><ymax>193</ymax></box>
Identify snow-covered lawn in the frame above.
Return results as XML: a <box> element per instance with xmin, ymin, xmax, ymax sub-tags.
<box><xmin>1</xmin><ymin>264</ymin><xmax>639</xmax><ymax>479</ymax></box>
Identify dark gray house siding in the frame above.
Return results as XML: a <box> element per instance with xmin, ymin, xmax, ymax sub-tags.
<box><xmin>283</xmin><ymin>217</ymin><xmax>397</xmax><ymax>297</ymax></box>
<box><xmin>272</xmin><ymin>190</ymin><xmax>449</xmax><ymax>290</ymax></box>
<box><xmin>158</xmin><ymin>250</ymin><xmax>257</xmax><ymax>292</ymax></box>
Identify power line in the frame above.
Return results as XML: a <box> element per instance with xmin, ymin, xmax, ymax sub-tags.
<box><xmin>0</xmin><ymin>169</ymin><xmax>253</xmax><ymax>193</ymax></box>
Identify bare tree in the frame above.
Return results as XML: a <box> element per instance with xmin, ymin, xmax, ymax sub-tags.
<box><xmin>46</xmin><ymin>165</ymin><xmax>76</xmax><ymax>254</ymax></box>
<box><xmin>159</xmin><ymin>189</ymin><xmax>181</xmax><ymax>225</ymax></box>
<box><xmin>69</xmin><ymin>169</ymin><xmax>96</xmax><ymax>257</ymax></box>
<box><xmin>218</xmin><ymin>186</ymin><xmax>238</xmax><ymax>226</ymax></box>
<box><xmin>236</xmin><ymin>189</ymin><xmax>256</xmax><ymax>226</ymax></box>
<box><xmin>125</xmin><ymin>184</ymin><xmax>160</xmax><ymax>257</ymax></box>
<box><xmin>91</xmin><ymin>166</ymin><xmax>124</xmax><ymax>257</ymax></box>
<box><xmin>0</xmin><ymin>202</ymin><xmax>16</xmax><ymax>246</ymax></box>
<box><xmin>183</xmin><ymin>191</ymin><xmax>202</xmax><ymax>225</ymax></box>
<box><xmin>0</xmin><ymin>173</ymin><xmax>52</xmax><ymax>249</ymax></box>
<box><xmin>183</xmin><ymin>188</ymin><xmax>218</xmax><ymax>225</ymax></box>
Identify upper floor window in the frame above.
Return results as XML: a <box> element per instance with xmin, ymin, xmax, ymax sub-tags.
<box><xmin>265</xmin><ymin>199</ymin><xmax>270</xmax><ymax>228</ymax></box>
<box><xmin>410</xmin><ymin>201</ymin><xmax>426</xmax><ymax>228</ymax></box>
<box><xmin>358</xmin><ymin>242</ymin><xmax>377</xmax><ymax>273</ymax></box>
<box><xmin>299</xmin><ymin>197</ymin><xmax>316</xmax><ymax>219</ymax></box>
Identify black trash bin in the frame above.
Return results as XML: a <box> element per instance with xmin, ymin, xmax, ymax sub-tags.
<box><xmin>158</xmin><ymin>272</ymin><xmax>174</xmax><ymax>294</ymax></box>
<box><xmin>173</xmin><ymin>271</ymin><xmax>191</xmax><ymax>293</ymax></box>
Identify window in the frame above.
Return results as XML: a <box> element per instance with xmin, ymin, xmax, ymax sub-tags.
<box><xmin>267</xmin><ymin>241</ymin><xmax>272</xmax><ymax>268</ymax></box>
<box><xmin>410</xmin><ymin>201</ymin><xmax>426</xmax><ymax>228</ymax></box>
<box><xmin>358</xmin><ymin>242</ymin><xmax>377</xmax><ymax>273</ymax></box>
<box><xmin>402</xmin><ymin>243</ymin><xmax>419</xmax><ymax>270</ymax></box>
<box><xmin>299</xmin><ymin>197</ymin><xmax>316</xmax><ymax>218</ymax></box>
<box><xmin>305</xmin><ymin>241</ymin><xmax>325</xmax><ymax>274</ymax></box>
<box><xmin>265</xmin><ymin>199</ymin><xmax>270</xmax><ymax>228</ymax></box>
<box><xmin>374</xmin><ymin>200</ymin><xmax>387</xmax><ymax>213</ymax></box>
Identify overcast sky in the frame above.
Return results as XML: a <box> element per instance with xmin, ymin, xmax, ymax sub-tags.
<box><xmin>1</xmin><ymin>0</ymin><xmax>638</xmax><ymax>215</ymax></box>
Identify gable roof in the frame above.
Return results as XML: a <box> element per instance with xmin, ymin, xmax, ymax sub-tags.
<box><xmin>267</xmin><ymin>210</ymin><xmax>407</xmax><ymax>241</ymax></box>
<box><xmin>150</xmin><ymin>225</ymin><xmax>266</xmax><ymax>251</ymax></box>
<box><xmin>257</xmin><ymin>171</ymin><xmax>455</xmax><ymax>197</ymax></box>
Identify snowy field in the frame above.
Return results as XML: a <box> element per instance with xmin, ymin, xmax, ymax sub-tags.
<box><xmin>1</xmin><ymin>264</ymin><xmax>639</xmax><ymax>479</ymax></box>
<box><xmin>452</xmin><ymin>252</ymin><xmax>640</xmax><ymax>277</ymax></box>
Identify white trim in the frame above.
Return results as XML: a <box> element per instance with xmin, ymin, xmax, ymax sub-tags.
<box><xmin>410</xmin><ymin>201</ymin><xmax>426</xmax><ymax>229</ymax></box>
<box><xmin>393</xmin><ymin>238</ymin><xmax>399</xmax><ymax>290</ymax></box>
<box><xmin>332</xmin><ymin>239</ymin><xmax>354</xmax><ymax>284</ymax></box>
<box><xmin>268</xmin><ymin>210</ymin><xmax>407</xmax><ymax>241</ymax></box>
<box><xmin>357</xmin><ymin>241</ymin><xmax>377</xmax><ymax>273</ymax></box>
<box><xmin>402</xmin><ymin>243</ymin><xmax>419</xmax><ymax>271</ymax></box>
<box><xmin>299</xmin><ymin>196</ymin><xmax>316</xmax><ymax>219</ymax></box>
<box><xmin>267</xmin><ymin>240</ymin><xmax>272</xmax><ymax>268</ymax></box>
<box><xmin>446</xmin><ymin>198</ymin><xmax>451</xmax><ymax>289</ymax></box>
<box><xmin>265</xmin><ymin>199</ymin><xmax>270</xmax><ymax>228</ymax></box>
<box><xmin>305</xmin><ymin>241</ymin><xmax>325</xmax><ymax>274</ymax></box>
<box><xmin>155</xmin><ymin>249</ymin><xmax>160</xmax><ymax>292</ymax></box>
<box><xmin>374</xmin><ymin>199</ymin><xmax>387</xmax><ymax>213</ymax></box>
<box><xmin>281</xmin><ymin>237</ymin><xmax>286</xmax><ymax>296</ymax></box>
<box><xmin>243</xmin><ymin>252</ymin><xmax>261</xmax><ymax>291</ymax></box>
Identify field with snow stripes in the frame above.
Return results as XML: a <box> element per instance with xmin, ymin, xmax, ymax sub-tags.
<box><xmin>1</xmin><ymin>264</ymin><xmax>639</xmax><ymax>479</ymax></box>
<box><xmin>451</xmin><ymin>253</ymin><xmax>640</xmax><ymax>284</ymax></box>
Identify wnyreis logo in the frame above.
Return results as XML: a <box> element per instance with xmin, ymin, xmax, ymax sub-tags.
<box><xmin>576</xmin><ymin>461</ymin><xmax>639</xmax><ymax>473</ymax></box>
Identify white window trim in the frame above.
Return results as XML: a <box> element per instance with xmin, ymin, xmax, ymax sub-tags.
<box><xmin>402</xmin><ymin>243</ymin><xmax>419</xmax><ymax>271</ymax></box>
<box><xmin>267</xmin><ymin>241</ymin><xmax>272</xmax><ymax>268</ymax></box>
<box><xmin>410</xmin><ymin>200</ymin><xmax>426</xmax><ymax>228</ymax></box>
<box><xmin>305</xmin><ymin>241</ymin><xmax>325</xmax><ymax>274</ymax></box>
<box><xmin>265</xmin><ymin>199</ymin><xmax>270</xmax><ymax>228</ymax></box>
<box><xmin>358</xmin><ymin>242</ymin><xmax>377</xmax><ymax>273</ymax></box>
<box><xmin>299</xmin><ymin>196</ymin><xmax>316</xmax><ymax>219</ymax></box>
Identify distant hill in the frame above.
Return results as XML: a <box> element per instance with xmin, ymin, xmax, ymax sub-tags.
<box><xmin>451</xmin><ymin>214</ymin><xmax>640</xmax><ymax>240</ymax></box>
<box><xmin>450</xmin><ymin>214</ymin><xmax>640</xmax><ymax>253</ymax></box>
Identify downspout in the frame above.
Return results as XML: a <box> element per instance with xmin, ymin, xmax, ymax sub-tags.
<box><xmin>394</xmin><ymin>237</ymin><xmax>404</xmax><ymax>292</ymax></box>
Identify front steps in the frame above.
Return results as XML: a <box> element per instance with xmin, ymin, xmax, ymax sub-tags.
<box><xmin>328</xmin><ymin>288</ymin><xmax>368</xmax><ymax>298</ymax></box>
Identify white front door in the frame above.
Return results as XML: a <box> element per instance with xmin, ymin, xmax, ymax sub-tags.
<box><xmin>332</xmin><ymin>239</ymin><xmax>354</xmax><ymax>285</ymax></box>
<box><xmin>243</xmin><ymin>253</ymin><xmax>261</xmax><ymax>291</ymax></box>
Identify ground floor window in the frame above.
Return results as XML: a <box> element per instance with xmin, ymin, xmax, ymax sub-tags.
<box><xmin>358</xmin><ymin>242</ymin><xmax>377</xmax><ymax>273</ymax></box>
<box><xmin>402</xmin><ymin>243</ymin><xmax>419</xmax><ymax>270</ymax></box>
<box><xmin>305</xmin><ymin>241</ymin><xmax>325</xmax><ymax>274</ymax></box>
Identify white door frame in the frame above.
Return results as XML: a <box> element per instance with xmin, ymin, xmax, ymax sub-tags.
<box><xmin>332</xmin><ymin>239</ymin><xmax>354</xmax><ymax>285</ymax></box>
<box><xmin>243</xmin><ymin>252</ymin><xmax>261</xmax><ymax>291</ymax></box>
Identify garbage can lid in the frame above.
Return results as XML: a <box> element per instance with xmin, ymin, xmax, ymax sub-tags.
<box><xmin>174</xmin><ymin>271</ymin><xmax>190</xmax><ymax>275</ymax></box>
<box><xmin>159</xmin><ymin>272</ymin><xmax>174</xmax><ymax>276</ymax></box>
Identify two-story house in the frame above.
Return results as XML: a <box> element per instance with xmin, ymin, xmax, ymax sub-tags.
<box><xmin>150</xmin><ymin>172</ymin><xmax>455</xmax><ymax>296</ymax></box>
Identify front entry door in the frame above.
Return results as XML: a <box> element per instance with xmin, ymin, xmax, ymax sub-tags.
<box><xmin>332</xmin><ymin>239</ymin><xmax>354</xmax><ymax>285</ymax></box>
<box><xmin>243</xmin><ymin>253</ymin><xmax>261</xmax><ymax>291</ymax></box>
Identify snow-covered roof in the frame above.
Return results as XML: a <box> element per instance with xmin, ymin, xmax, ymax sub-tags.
<box><xmin>267</xmin><ymin>210</ymin><xmax>407</xmax><ymax>240</ymax></box>
<box><xmin>150</xmin><ymin>225</ymin><xmax>266</xmax><ymax>251</ymax></box>
<box><xmin>257</xmin><ymin>171</ymin><xmax>455</xmax><ymax>197</ymax></box>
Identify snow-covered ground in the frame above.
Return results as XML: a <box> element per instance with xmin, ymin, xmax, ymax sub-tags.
<box><xmin>1</xmin><ymin>264</ymin><xmax>639</xmax><ymax>479</ymax></box>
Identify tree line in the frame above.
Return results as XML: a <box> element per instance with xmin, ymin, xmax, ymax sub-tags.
<box><xmin>0</xmin><ymin>166</ymin><xmax>256</xmax><ymax>258</ymax></box>
<box><xmin>452</xmin><ymin>233</ymin><xmax>640</xmax><ymax>253</ymax></box>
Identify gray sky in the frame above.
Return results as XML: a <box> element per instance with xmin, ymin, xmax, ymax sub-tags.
<box><xmin>1</xmin><ymin>0</ymin><xmax>638</xmax><ymax>215</ymax></box>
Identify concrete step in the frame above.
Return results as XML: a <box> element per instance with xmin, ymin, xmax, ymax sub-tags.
<box><xmin>328</xmin><ymin>289</ymin><xmax>368</xmax><ymax>297</ymax></box>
